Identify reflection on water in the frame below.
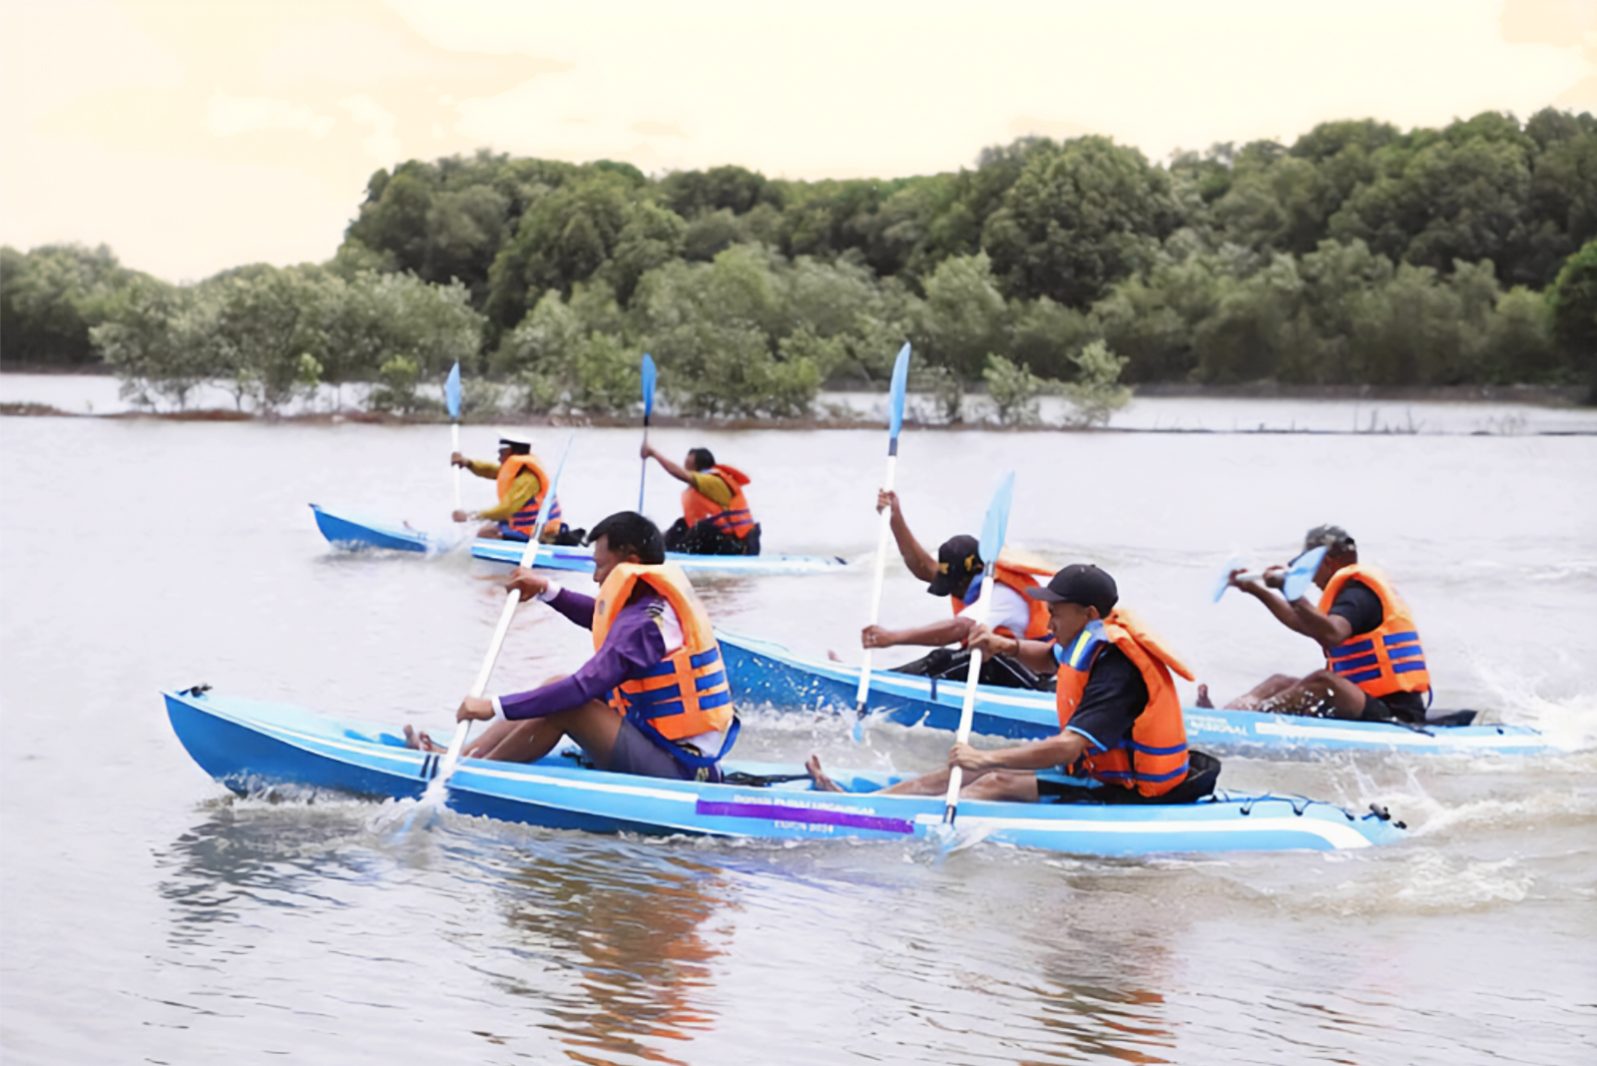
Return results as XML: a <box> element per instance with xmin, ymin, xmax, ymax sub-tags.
<box><xmin>157</xmin><ymin>800</ymin><xmax>394</xmax><ymax>943</ymax></box>
<box><xmin>498</xmin><ymin>853</ymin><xmax>727</xmax><ymax>1065</ymax></box>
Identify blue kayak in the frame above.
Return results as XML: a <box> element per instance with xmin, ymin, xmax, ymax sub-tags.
<box><xmin>310</xmin><ymin>503</ymin><xmax>435</xmax><ymax>552</ymax></box>
<box><xmin>718</xmin><ymin>632</ymin><xmax>1552</xmax><ymax>757</ymax></box>
<box><xmin>163</xmin><ymin>688</ymin><xmax>1405</xmax><ymax>856</ymax></box>
<box><xmin>310</xmin><ymin>504</ymin><xmax>848</xmax><ymax>576</ymax></box>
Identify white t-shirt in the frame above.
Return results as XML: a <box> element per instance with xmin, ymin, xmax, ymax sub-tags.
<box><xmin>965</xmin><ymin>581</ymin><xmax>1033</xmax><ymax>641</ymax></box>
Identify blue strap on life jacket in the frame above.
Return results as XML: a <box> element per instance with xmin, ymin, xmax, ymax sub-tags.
<box><xmin>626</xmin><ymin>712</ymin><xmax>741</xmax><ymax>770</ymax></box>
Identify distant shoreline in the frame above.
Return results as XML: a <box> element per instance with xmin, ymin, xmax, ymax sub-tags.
<box><xmin>5</xmin><ymin>400</ymin><xmax>1594</xmax><ymax>437</ymax></box>
<box><xmin>2</xmin><ymin>365</ymin><xmax>1587</xmax><ymax>411</ymax></box>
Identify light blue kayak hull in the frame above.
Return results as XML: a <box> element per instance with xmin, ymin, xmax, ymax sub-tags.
<box><xmin>718</xmin><ymin>633</ymin><xmax>1552</xmax><ymax>756</ymax></box>
<box><xmin>310</xmin><ymin>503</ymin><xmax>433</xmax><ymax>553</ymax></box>
<box><xmin>163</xmin><ymin>689</ymin><xmax>1404</xmax><ymax>855</ymax></box>
<box><xmin>470</xmin><ymin>539</ymin><xmax>849</xmax><ymax>576</ymax></box>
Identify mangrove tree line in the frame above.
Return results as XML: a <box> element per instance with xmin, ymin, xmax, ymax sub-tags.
<box><xmin>3</xmin><ymin>107</ymin><xmax>1595</xmax><ymax>418</ymax></box>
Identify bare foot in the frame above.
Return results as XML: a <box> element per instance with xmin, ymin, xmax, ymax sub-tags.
<box><xmin>805</xmin><ymin>754</ymin><xmax>844</xmax><ymax>793</ymax></box>
<box><xmin>1195</xmin><ymin>683</ymin><xmax>1214</xmax><ymax>709</ymax></box>
<box><xmin>403</xmin><ymin>724</ymin><xmax>443</xmax><ymax>752</ymax></box>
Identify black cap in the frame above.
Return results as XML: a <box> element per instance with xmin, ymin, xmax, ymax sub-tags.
<box><xmin>1026</xmin><ymin>563</ymin><xmax>1118</xmax><ymax>615</ymax></box>
<box><xmin>926</xmin><ymin>535</ymin><xmax>982</xmax><ymax>597</ymax></box>
<box><xmin>1303</xmin><ymin>524</ymin><xmax>1355</xmax><ymax>554</ymax></box>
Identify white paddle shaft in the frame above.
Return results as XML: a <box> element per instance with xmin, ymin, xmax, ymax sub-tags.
<box><xmin>637</xmin><ymin>424</ymin><xmax>649</xmax><ymax>512</ymax></box>
<box><xmin>853</xmin><ymin>454</ymin><xmax>898</xmax><ymax>711</ymax></box>
<box><xmin>942</xmin><ymin>569</ymin><xmax>997</xmax><ymax>821</ymax></box>
<box><xmin>451</xmin><ymin>423</ymin><xmax>463</xmax><ymax>513</ymax></box>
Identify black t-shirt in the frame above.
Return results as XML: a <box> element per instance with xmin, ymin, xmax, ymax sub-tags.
<box><xmin>1056</xmin><ymin>644</ymin><xmax>1148</xmax><ymax>753</ymax></box>
<box><xmin>1327</xmin><ymin>580</ymin><xmax>1425</xmax><ymax>717</ymax></box>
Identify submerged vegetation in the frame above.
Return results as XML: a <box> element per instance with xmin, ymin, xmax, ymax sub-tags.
<box><xmin>4</xmin><ymin>108</ymin><xmax>1595</xmax><ymax>421</ymax></box>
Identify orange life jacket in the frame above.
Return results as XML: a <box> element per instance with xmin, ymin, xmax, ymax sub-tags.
<box><xmin>592</xmin><ymin>563</ymin><xmax>737</xmax><ymax>766</ymax></box>
<box><xmin>681</xmin><ymin>465</ymin><xmax>755</xmax><ymax>539</ymax></box>
<box><xmin>496</xmin><ymin>454</ymin><xmax>564</xmax><ymax>538</ymax></box>
<box><xmin>1318</xmin><ymin>564</ymin><xmax>1431</xmax><ymax>700</ymax></box>
<box><xmin>949</xmin><ymin>559</ymin><xmax>1053</xmax><ymax>641</ymax></box>
<box><xmin>1053</xmin><ymin>609</ymin><xmax>1195</xmax><ymax>798</ymax></box>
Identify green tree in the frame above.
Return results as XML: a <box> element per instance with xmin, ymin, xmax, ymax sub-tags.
<box><xmin>1548</xmin><ymin>239</ymin><xmax>1597</xmax><ymax>391</ymax></box>
<box><xmin>1059</xmin><ymin>340</ymin><xmax>1131</xmax><ymax>427</ymax></box>
<box><xmin>1482</xmin><ymin>286</ymin><xmax>1559</xmax><ymax>382</ymax></box>
<box><xmin>982</xmin><ymin>354</ymin><xmax>1053</xmax><ymax>425</ymax></box>
<box><xmin>1010</xmin><ymin>296</ymin><xmax>1096</xmax><ymax>381</ymax></box>
<box><xmin>483</xmin><ymin>172</ymin><xmax>635</xmax><ymax>332</ymax></box>
<box><xmin>918</xmin><ymin>253</ymin><xmax>1009</xmax><ymax>377</ymax></box>
<box><xmin>1</xmin><ymin>244</ymin><xmax>132</xmax><ymax>365</ymax></box>
<box><xmin>91</xmin><ymin>278</ymin><xmax>196</xmax><ymax>408</ymax></box>
<box><xmin>682</xmin><ymin>209</ymin><xmax>741</xmax><ymax>262</ymax></box>
<box><xmin>981</xmin><ymin>136</ymin><xmax>1177</xmax><ymax>306</ymax></box>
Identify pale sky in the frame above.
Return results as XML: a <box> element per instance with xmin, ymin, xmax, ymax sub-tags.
<box><xmin>1</xmin><ymin>0</ymin><xmax>1592</xmax><ymax>282</ymax></box>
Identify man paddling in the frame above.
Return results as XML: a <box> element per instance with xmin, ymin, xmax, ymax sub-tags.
<box><xmin>865</xmin><ymin>489</ymin><xmax>1053</xmax><ymax>689</ymax></box>
<box><xmin>640</xmin><ymin>443</ymin><xmax>761</xmax><ymax>556</ymax></box>
<box><xmin>1198</xmin><ymin>525</ymin><xmax>1431</xmax><ymax>722</ymax></box>
<box><xmin>405</xmin><ymin>512</ymin><xmax>739</xmax><ymax>781</ymax></box>
<box><xmin>808</xmin><ymin>564</ymin><xmax>1219</xmax><ymax>803</ymax></box>
<box><xmin>452</xmin><ymin>434</ymin><xmax>581</xmax><ymax>544</ymax></box>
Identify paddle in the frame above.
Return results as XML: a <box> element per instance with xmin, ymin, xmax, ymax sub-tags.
<box><xmin>941</xmin><ymin>470</ymin><xmax>1016</xmax><ymax>827</ymax></box>
<box><xmin>425</xmin><ymin>430</ymin><xmax>577</xmax><ymax>802</ymax></box>
<box><xmin>445</xmin><ymin>361</ymin><xmax>463</xmax><ymax>516</ymax></box>
<box><xmin>637</xmin><ymin>353</ymin><xmax>656</xmax><ymax>512</ymax></box>
<box><xmin>853</xmin><ymin>342</ymin><xmax>913</xmax><ymax>727</ymax></box>
<box><xmin>1212</xmin><ymin>545</ymin><xmax>1328</xmax><ymax>604</ymax></box>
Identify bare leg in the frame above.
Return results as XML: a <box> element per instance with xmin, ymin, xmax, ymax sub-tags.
<box><xmin>476</xmin><ymin>521</ymin><xmax>502</xmax><ymax>539</ymax></box>
<box><xmin>877</xmin><ymin>765</ymin><xmax>1037</xmax><ymax>799</ymax></box>
<box><xmin>805</xmin><ymin>755</ymin><xmax>844</xmax><ymax>792</ymax></box>
<box><xmin>957</xmin><ymin>771</ymin><xmax>1039</xmax><ymax>803</ymax></box>
<box><xmin>478</xmin><ymin>717</ymin><xmax>562</xmax><ymax>762</ymax></box>
<box><xmin>805</xmin><ymin>756</ymin><xmax>1034</xmax><ymax>799</ymax></box>
<box><xmin>1223</xmin><ymin>674</ymin><xmax>1300</xmax><ymax>710</ymax></box>
<box><xmin>1258</xmin><ymin>670</ymin><xmax>1370</xmax><ymax>719</ymax></box>
<box><xmin>462</xmin><ymin>716</ymin><xmax>525</xmax><ymax>759</ymax></box>
<box><xmin>478</xmin><ymin>700</ymin><xmax>625</xmax><ymax>766</ymax></box>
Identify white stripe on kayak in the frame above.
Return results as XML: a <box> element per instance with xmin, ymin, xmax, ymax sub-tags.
<box><xmin>457</xmin><ymin>763</ymin><xmax>696</xmax><ymax>804</ymax></box>
<box><xmin>922</xmin><ymin>813</ymin><xmax>1377</xmax><ymax>850</ymax></box>
<box><xmin>1250</xmin><ymin>720</ymin><xmax>1542</xmax><ymax>749</ymax></box>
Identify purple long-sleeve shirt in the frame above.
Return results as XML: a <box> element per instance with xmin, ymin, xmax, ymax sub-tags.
<box><xmin>497</xmin><ymin>587</ymin><xmax>670</xmax><ymax>720</ymax></box>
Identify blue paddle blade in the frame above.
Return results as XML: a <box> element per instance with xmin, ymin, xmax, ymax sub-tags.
<box><xmin>640</xmin><ymin>353</ymin><xmax>657</xmax><ymax>417</ymax></box>
<box><xmin>444</xmin><ymin>361</ymin><xmax>462</xmax><ymax>420</ymax></box>
<box><xmin>1282</xmin><ymin>545</ymin><xmax>1328</xmax><ymax>601</ymax></box>
<box><xmin>887</xmin><ymin>342</ymin><xmax>911</xmax><ymax>439</ymax></box>
<box><xmin>977</xmin><ymin>472</ymin><xmax>1016</xmax><ymax>566</ymax></box>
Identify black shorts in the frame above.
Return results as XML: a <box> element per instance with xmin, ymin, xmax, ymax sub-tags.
<box><xmin>1360</xmin><ymin>691</ymin><xmax>1426</xmax><ymax>724</ymax></box>
<box><xmin>600</xmin><ymin>718</ymin><xmax>721</xmax><ymax>782</ymax></box>
<box><xmin>1036</xmin><ymin>751</ymin><xmax>1222</xmax><ymax>805</ymax></box>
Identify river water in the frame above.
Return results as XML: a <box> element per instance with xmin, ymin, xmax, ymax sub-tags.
<box><xmin>2</xmin><ymin>398</ymin><xmax>1595</xmax><ymax>1064</ymax></box>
